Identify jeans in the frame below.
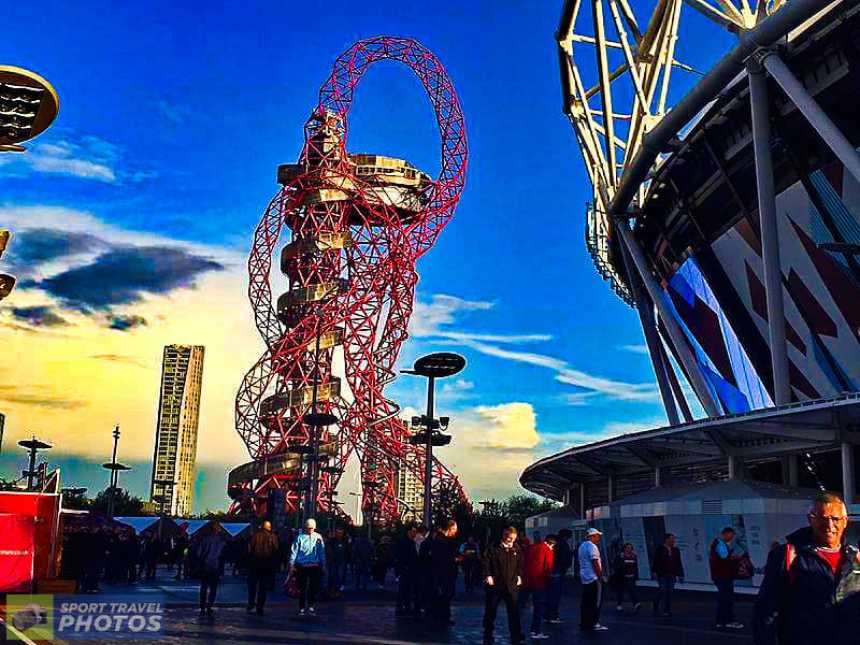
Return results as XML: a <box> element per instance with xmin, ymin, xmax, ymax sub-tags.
<box><xmin>199</xmin><ymin>571</ymin><xmax>219</xmax><ymax>609</ymax></box>
<box><xmin>529</xmin><ymin>588</ymin><xmax>547</xmax><ymax>633</ymax></box>
<box><xmin>296</xmin><ymin>565</ymin><xmax>322</xmax><ymax>610</ymax></box>
<box><xmin>483</xmin><ymin>587</ymin><xmax>522</xmax><ymax>643</ymax></box>
<box><xmin>715</xmin><ymin>580</ymin><xmax>735</xmax><ymax>624</ymax></box>
<box><xmin>396</xmin><ymin>571</ymin><xmax>415</xmax><ymax>612</ymax></box>
<box><xmin>653</xmin><ymin>576</ymin><xmax>675</xmax><ymax>614</ymax></box>
<box><xmin>328</xmin><ymin>562</ymin><xmax>344</xmax><ymax>592</ymax></box>
<box><xmin>545</xmin><ymin>575</ymin><xmax>563</xmax><ymax>620</ymax></box>
<box><xmin>580</xmin><ymin>580</ymin><xmax>602</xmax><ymax>630</ymax></box>
<box><xmin>617</xmin><ymin>577</ymin><xmax>639</xmax><ymax>605</ymax></box>
<box><xmin>247</xmin><ymin>567</ymin><xmax>273</xmax><ymax>611</ymax></box>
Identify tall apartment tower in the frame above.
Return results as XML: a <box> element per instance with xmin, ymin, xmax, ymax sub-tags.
<box><xmin>150</xmin><ymin>345</ymin><xmax>205</xmax><ymax>517</ymax></box>
<box><xmin>394</xmin><ymin>459</ymin><xmax>424</xmax><ymax>522</ymax></box>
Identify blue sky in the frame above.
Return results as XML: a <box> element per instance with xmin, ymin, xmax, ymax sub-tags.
<box><xmin>0</xmin><ymin>1</ymin><xmax>734</xmax><ymax>512</ymax></box>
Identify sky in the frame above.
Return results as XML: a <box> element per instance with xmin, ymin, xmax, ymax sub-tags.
<box><xmin>0</xmin><ymin>1</ymin><xmax>734</xmax><ymax>513</ymax></box>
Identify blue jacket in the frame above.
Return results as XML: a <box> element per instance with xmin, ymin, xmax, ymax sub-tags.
<box><xmin>289</xmin><ymin>532</ymin><xmax>326</xmax><ymax>568</ymax></box>
<box><xmin>753</xmin><ymin>527</ymin><xmax>860</xmax><ymax>645</ymax></box>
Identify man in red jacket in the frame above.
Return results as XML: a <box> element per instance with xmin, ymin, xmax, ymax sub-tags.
<box><xmin>520</xmin><ymin>534</ymin><xmax>556</xmax><ymax>640</ymax></box>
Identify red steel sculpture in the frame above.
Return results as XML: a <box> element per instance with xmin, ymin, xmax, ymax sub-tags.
<box><xmin>232</xmin><ymin>37</ymin><xmax>468</xmax><ymax>524</ymax></box>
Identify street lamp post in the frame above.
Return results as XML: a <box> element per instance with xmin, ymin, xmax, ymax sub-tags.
<box><xmin>18</xmin><ymin>436</ymin><xmax>52</xmax><ymax>490</ymax></box>
<box><xmin>402</xmin><ymin>352</ymin><xmax>466</xmax><ymax>528</ymax></box>
<box><xmin>0</xmin><ymin>66</ymin><xmax>60</xmax><ymax>304</ymax></box>
<box><xmin>103</xmin><ymin>425</ymin><xmax>130</xmax><ymax>518</ymax></box>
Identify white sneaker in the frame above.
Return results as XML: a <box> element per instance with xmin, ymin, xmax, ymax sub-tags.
<box><xmin>308</xmin><ymin>606</ymin><xmax>316</xmax><ymax>615</ymax></box>
<box><xmin>616</xmin><ymin>605</ymin><xmax>623</xmax><ymax>611</ymax></box>
<box><xmin>547</xmin><ymin>618</ymin><xmax>563</xmax><ymax>624</ymax></box>
<box><xmin>594</xmin><ymin>624</ymin><xmax>609</xmax><ymax>631</ymax></box>
<box><xmin>530</xmin><ymin>633</ymin><xmax>550</xmax><ymax>640</ymax></box>
<box><xmin>725</xmin><ymin>622</ymin><xmax>744</xmax><ymax>630</ymax></box>
<box><xmin>299</xmin><ymin>609</ymin><xmax>306</xmax><ymax>616</ymax></box>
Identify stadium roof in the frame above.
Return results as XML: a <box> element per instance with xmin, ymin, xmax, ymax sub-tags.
<box><xmin>521</xmin><ymin>393</ymin><xmax>860</xmax><ymax>500</ymax></box>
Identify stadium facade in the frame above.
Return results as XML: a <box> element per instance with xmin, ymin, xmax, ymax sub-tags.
<box><xmin>521</xmin><ymin>0</ymin><xmax>860</xmax><ymax>586</ymax></box>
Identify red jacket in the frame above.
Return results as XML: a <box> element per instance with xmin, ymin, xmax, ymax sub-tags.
<box><xmin>522</xmin><ymin>542</ymin><xmax>555</xmax><ymax>589</ymax></box>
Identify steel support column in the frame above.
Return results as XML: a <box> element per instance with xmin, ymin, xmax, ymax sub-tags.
<box><xmin>617</xmin><ymin>224</ymin><xmax>720</xmax><ymax>417</ymax></box>
<box><xmin>580</xmin><ymin>483</ymin><xmax>586</xmax><ymax>520</ymax></box>
<box><xmin>659</xmin><ymin>337</ymin><xmax>694</xmax><ymax>422</ymax></box>
<box><xmin>782</xmin><ymin>454</ymin><xmax>799</xmax><ymax>487</ymax></box>
<box><xmin>842</xmin><ymin>443</ymin><xmax>856</xmax><ymax>504</ymax></box>
<box><xmin>621</xmin><ymin>241</ymin><xmax>681</xmax><ymax>425</ymax></box>
<box><xmin>655</xmin><ymin>466</ymin><xmax>662</xmax><ymax>487</ymax></box>
<box><xmin>728</xmin><ymin>455</ymin><xmax>743</xmax><ymax>480</ymax></box>
<box><xmin>761</xmin><ymin>51</ymin><xmax>860</xmax><ymax>186</ymax></box>
<box><xmin>748</xmin><ymin>60</ymin><xmax>791</xmax><ymax>405</ymax></box>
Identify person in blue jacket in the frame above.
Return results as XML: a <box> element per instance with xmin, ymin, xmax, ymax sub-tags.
<box><xmin>289</xmin><ymin>518</ymin><xmax>326</xmax><ymax>616</ymax></box>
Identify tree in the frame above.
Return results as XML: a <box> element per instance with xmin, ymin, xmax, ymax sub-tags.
<box><xmin>90</xmin><ymin>488</ymin><xmax>146</xmax><ymax>516</ymax></box>
<box><xmin>501</xmin><ymin>494</ymin><xmax>558</xmax><ymax>528</ymax></box>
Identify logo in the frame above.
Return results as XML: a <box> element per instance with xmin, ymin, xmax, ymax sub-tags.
<box><xmin>5</xmin><ymin>594</ymin><xmax>165</xmax><ymax>641</ymax></box>
<box><xmin>5</xmin><ymin>595</ymin><xmax>53</xmax><ymax>641</ymax></box>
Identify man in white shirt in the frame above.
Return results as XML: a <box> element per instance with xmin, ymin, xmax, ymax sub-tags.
<box><xmin>578</xmin><ymin>528</ymin><xmax>608</xmax><ymax>631</ymax></box>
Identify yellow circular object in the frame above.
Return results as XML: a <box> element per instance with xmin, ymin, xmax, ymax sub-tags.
<box><xmin>0</xmin><ymin>65</ymin><xmax>59</xmax><ymax>146</ymax></box>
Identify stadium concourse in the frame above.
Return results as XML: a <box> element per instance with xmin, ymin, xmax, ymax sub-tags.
<box><xmin>520</xmin><ymin>0</ymin><xmax>860</xmax><ymax>597</ymax></box>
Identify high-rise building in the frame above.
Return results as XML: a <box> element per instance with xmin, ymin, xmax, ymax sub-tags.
<box><xmin>150</xmin><ymin>345</ymin><xmax>205</xmax><ymax>517</ymax></box>
<box><xmin>394</xmin><ymin>459</ymin><xmax>423</xmax><ymax>522</ymax></box>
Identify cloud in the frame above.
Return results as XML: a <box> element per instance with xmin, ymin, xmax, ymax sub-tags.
<box><xmin>0</xmin><ymin>384</ymin><xmax>86</xmax><ymax>410</ymax></box>
<box><xmin>91</xmin><ymin>354</ymin><xmax>149</xmax><ymax>368</ymax></box>
<box><xmin>538</xmin><ymin>417</ymin><xmax>667</xmax><ymax>451</ymax></box>
<box><xmin>439</xmin><ymin>378</ymin><xmax>475</xmax><ymax>402</ymax></box>
<box><xmin>155</xmin><ymin>100</ymin><xmax>190</xmax><ymax>124</ymax></box>
<box><xmin>619</xmin><ymin>344</ymin><xmax>649</xmax><ymax>355</ymax></box>
<box><xmin>106</xmin><ymin>314</ymin><xmax>148</xmax><ymax>331</ymax></box>
<box><xmin>24</xmin><ymin>137</ymin><xmax>118</xmax><ymax>183</ymax></box>
<box><xmin>31</xmin><ymin>246</ymin><xmax>224</xmax><ymax>311</ymax></box>
<box><xmin>453</xmin><ymin>401</ymin><xmax>541</xmax><ymax>450</ymax></box>
<box><xmin>0</xmin><ymin>135</ymin><xmax>158</xmax><ymax>185</ymax></box>
<box><xmin>452</xmin><ymin>338</ymin><xmax>658</xmax><ymax>402</ymax></box>
<box><xmin>409</xmin><ymin>294</ymin><xmax>494</xmax><ymax>337</ymax></box>
<box><xmin>9</xmin><ymin>305</ymin><xmax>70</xmax><ymax>328</ymax></box>
<box><xmin>561</xmin><ymin>391</ymin><xmax>600</xmax><ymax>406</ymax></box>
<box><xmin>4</xmin><ymin>228</ymin><xmax>105</xmax><ymax>268</ymax></box>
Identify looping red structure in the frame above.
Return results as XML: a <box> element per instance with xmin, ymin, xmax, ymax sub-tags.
<box><xmin>233</xmin><ymin>36</ymin><xmax>468</xmax><ymax>524</ymax></box>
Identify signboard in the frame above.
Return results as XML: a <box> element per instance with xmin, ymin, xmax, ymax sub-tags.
<box><xmin>0</xmin><ymin>513</ymin><xmax>35</xmax><ymax>592</ymax></box>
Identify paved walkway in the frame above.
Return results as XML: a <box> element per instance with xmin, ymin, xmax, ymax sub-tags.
<box><xmin>97</xmin><ymin>572</ymin><xmax>756</xmax><ymax>644</ymax></box>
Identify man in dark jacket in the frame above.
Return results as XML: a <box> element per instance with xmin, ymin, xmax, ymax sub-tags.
<box><xmin>394</xmin><ymin>525</ymin><xmax>419</xmax><ymax>615</ymax></box>
<box><xmin>651</xmin><ymin>533</ymin><xmax>684</xmax><ymax>617</ymax></box>
<box><xmin>753</xmin><ymin>492</ymin><xmax>860</xmax><ymax>645</ymax></box>
<box><xmin>247</xmin><ymin>521</ymin><xmax>280</xmax><ymax>615</ymax></box>
<box><xmin>545</xmin><ymin>528</ymin><xmax>573</xmax><ymax>623</ymax></box>
<box><xmin>421</xmin><ymin>520</ymin><xmax>460</xmax><ymax>624</ymax></box>
<box><xmin>710</xmin><ymin>526</ymin><xmax>743</xmax><ymax>629</ymax></box>
<box><xmin>192</xmin><ymin>523</ymin><xmax>226</xmax><ymax>617</ymax></box>
<box><xmin>482</xmin><ymin>527</ymin><xmax>524</xmax><ymax>645</ymax></box>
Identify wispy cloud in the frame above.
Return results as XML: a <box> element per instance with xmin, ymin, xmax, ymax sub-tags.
<box><xmin>23</xmin><ymin>137</ymin><xmax>118</xmax><ymax>183</ymax></box>
<box><xmin>0</xmin><ymin>135</ymin><xmax>157</xmax><ymax>184</ymax></box>
<box><xmin>453</xmin><ymin>337</ymin><xmax>658</xmax><ymax>402</ymax></box>
<box><xmin>91</xmin><ymin>354</ymin><xmax>149</xmax><ymax>368</ymax></box>
<box><xmin>155</xmin><ymin>100</ymin><xmax>190</xmax><ymax>124</ymax></box>
<box><xmin>537</xmin><ymin>417</ymin><xmax>667</xmax><ymax>452</ymax></box>
<box><xmin>410</xmin><ymin>294</ymin><xmax>494</xmax><ymax>337</ymax></box>
<box><xmin>619</xmin><ymin>344</ymin><xmax>649</xmax><ymax>355</ymax></box>
<box><xmin>0</xmin><ymin>384</ymin><xmax>86</xmax><ymax>410</ymax></box>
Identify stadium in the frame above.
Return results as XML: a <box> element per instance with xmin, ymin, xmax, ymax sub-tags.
<box><xmin>521</xmin><ymin>0</ymin><xmax>860</xmax><ymax>587</ymax></box>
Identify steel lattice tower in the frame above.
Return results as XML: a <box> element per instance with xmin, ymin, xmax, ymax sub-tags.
<box><xmin>232</xmin><ymin>36</ymin><xmax>468</xmax><ymax>524</ymax></box>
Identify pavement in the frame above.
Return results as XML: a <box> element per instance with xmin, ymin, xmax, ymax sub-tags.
<box><xmin>2</xmin><ymin>570</ymin><xmax>757</xmax><ymax>644</ymax></box>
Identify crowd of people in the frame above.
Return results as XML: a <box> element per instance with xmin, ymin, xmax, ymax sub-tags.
<box><xmin>57</xmin><ymin>490</ymin><xmax>860</xmax><ymax>644</ymax></box>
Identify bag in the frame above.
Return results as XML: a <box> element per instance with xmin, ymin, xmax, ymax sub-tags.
<box><xmin>284</xmin><ymin>573</ymin><xmax>300</xmax><ymax>598</ymax></box>
<box><xmin>735</xmin><ymin>553</ymin><xmax>754</xmax><ymax>580</ymax></box>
